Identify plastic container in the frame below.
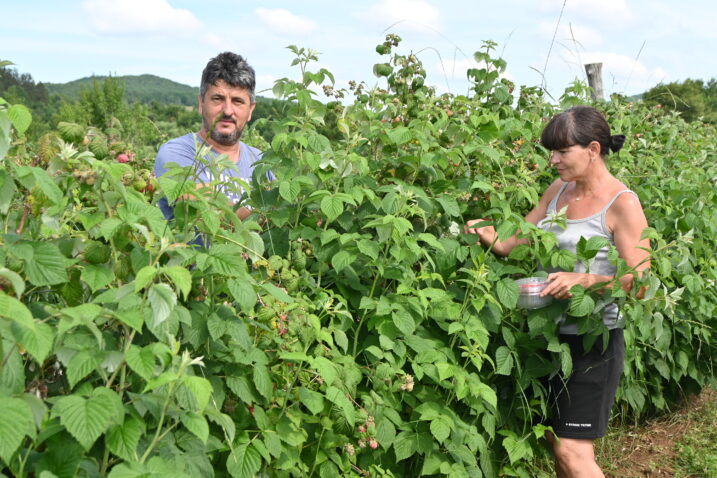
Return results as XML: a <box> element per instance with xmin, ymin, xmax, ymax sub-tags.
<box><xmin>516</xmin><ymin>277</ymin><xmax>553</xmax><ymax>309</ymax></box>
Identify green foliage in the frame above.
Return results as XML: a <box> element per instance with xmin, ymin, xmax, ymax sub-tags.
<box><xmin>642</xmin><ymin>77</ymin><xmax>717</xmax><ymax>123</ymax></box>
<box><xmin>1</xmin><ymin>39</ymin><xmax>716</xmax><ymax>478</ymax></box>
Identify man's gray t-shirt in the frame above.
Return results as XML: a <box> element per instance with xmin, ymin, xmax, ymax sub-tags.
<box><xmin>154</xmin><ymin>133</ymin><xmax>272</xmax><ymax>219</ymax></box>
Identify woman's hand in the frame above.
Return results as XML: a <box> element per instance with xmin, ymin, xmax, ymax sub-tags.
<box><xmin>541</xmin><ymin>272</ymin><xmax>592</xmax><ymax>299</ymax></box>
<box><xmin>464</xmin><ymin>218</ymin><xmax>496</xmax><ymax>246</ymax></box>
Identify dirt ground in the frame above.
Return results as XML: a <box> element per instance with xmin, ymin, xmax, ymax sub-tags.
<box><xmin>602</xmin><ymin>387</ymin><xmax>716</xmax><ymax>478</ymax></box>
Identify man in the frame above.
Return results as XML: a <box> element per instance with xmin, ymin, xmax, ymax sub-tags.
<box><xmin>155</xmin><ymin>52</ymin><xmax>272</xmax><ymax>224</ymax></box>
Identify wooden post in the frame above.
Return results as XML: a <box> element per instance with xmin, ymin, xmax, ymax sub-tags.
<box><xmin>584</xmin><ymin>63</ymin><xmax>604</xmax><ymax>101</ymax></box>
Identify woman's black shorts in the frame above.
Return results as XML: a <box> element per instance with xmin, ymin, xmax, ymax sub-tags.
<box><xmin>547</xmin><ymin>328</ymin><xmax>625</xmax><ymax>439</ymax></box>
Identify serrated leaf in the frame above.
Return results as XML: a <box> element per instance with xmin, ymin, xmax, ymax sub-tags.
<box><xmin>502</xmin><ymin>433</ymin><xmax>530</xmax><ymax>464</ymax></box>
<box><xmin>436</xmin><ymin>196</ymin><xmax>460</xmax><ymax>217</ymax></box>
<box><xmin>67</xmin><ymin>350</ymin><xmax>101</xmax><ymax>389</ymax></box>
<box><xmin>325</xmin><ymin>386</ymin><xmax>355</xmax><ymax>426</ymax></box>
<box><xmin>278</xmin><ymin>179</ymin><xmax>301</xmax><ymax>202</ymax></box>
<box><xmin>0</xmin><ymin>169</ymin><xmax>17</xmax><ymax>215</ymax></box>
<box><xmin>53</xmin><ymin>388</ymin><xmax>123</xmax><ymax>450</ymax></box>
<box><xmin>331</xmin><ymin>250</ymin><xmax>355</xmax><ymax>272</ymax></box>
<box><xmin>227</xmin><ymin>278</ymin><xmax>256</xmax><ymax>312</ymax></box>
<box><xmin>0</xmin><ymin>397</ymin><xmax>35</xmax><ymax>463</ymax></box>
<box><xmin>0</xmin><ymin>267</ymin><xmax>25</xmax><ymax>297</ymax></box>
<box><xmin>8</xmin><ymin>104</ymin><xmax>32</xmax><ymax>135</ymax></box>
<box><xmin>227</xmin><ymin>443</ymin><xmax>262</xmax><ymax>478</ymax></box>
<box><xmin>496</xmin><ymin>278</ymin><xmax>519</xmax><ymax>309</ymax></box>
<box><xmin>133</xmin><ymin>266</ymin><xmax>157</xmax><ymax>292</ymax></box>
<box><xmin>125</xmin><ymin>345</ymin><xmax>155</xmax><ymax>381</ymax></box>
<box><xmin>376</xmin><ymin>415</ymin><xmax>396</xmax><ymax>447</ymax></box>
<box><xmin>24</xmin><ymin>242</ymin><xmax>68</xmax><ymax>286</ymax></box>
<box><xmin>148</xmin><ymin>283</ymin><xmax>176</xmax><ymax>327</ymax></box>
<box><xmin>430</xmin><ymin>416</ymin><xmax>451</xmax><ymax>443</ymax></box>
<box><xmin>495</xmin><ymin>346</ymin><xmax>514</xmax><ymax>375</ymax></box>
<box><xmin>1</xmin><ymin>293</ymin><xmax>54</xmax><ymax>363</ymax></box>
<box><xmin>393</xmin><ymin>431</ymin><xmax>419</xmax><ymax>462</ymax></box>
<box><xmin>107</xmin><ymin>417</ymin><xmax>143</xmax><ymax>462</ymax></box>
<box><xmin>392</xmin><ymin>309</ymin><xmax>416</xmax><ymax>336</ymax></box>
<box><xmin>183</xmin><ymin>375</ymin><xmax>212</xmax><ymax>411</ymax></box>
<box><xmin>259</xmin><ymin>283</ymin><xmax>293</xmax><ymax>303</ymax></box>
<box><xmin>252</xmin><ymin>365</ymin><xmax>273</xmax><ymax>401</ymax></box>
<box><xmin>181</xmin><ymin>412</ymin><xmax>209</xmax><ymax>444</ymax></box>
<box><xmin>81</xmin><ymin>264</ymin><xmax>114</xmax><ymax>292</ymax></box>
<box><xmin>568</xmin><ymin>287</ymin><xmax>595</xmax><ymax>317</ymax></box>
<box><xmin>311</xmin><ymin>356</ymin><xmax>338</xmax><ymax>386</ymax></box>
<box><xmin>320</xmin><ymin>195</ymin><xmax>343</xmax><ymax>221</ymax></box>
<box><xmin>299</xmin><ymin>387</ymin><xmax>325</xmax><ymax>414</ymax></box>
<box><xmin>162</xmin><ymin>266</ymin><xmax>191</xmax><ymax>300</ymax></box>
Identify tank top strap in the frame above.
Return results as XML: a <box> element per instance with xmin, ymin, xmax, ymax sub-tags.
<box><xmin>600</xmin><ymin>189</ymin><xmax>637</xmax><ymax>235</ymax></box>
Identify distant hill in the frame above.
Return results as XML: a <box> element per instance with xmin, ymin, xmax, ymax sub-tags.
<box><xmin>46</xmin><ymin>74</ymin><xmax>199</xmax><ymax>106</ymax></box>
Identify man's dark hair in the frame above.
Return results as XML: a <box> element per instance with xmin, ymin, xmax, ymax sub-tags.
<box><xmin>541</xmin><ymin>105</ymin><xmax>625</xmax><ymax>157</ymax></box>
<box><xmin>200</xmin><ymin>52</ymin><xmax>256</xmax><ymax>102</ymax></box>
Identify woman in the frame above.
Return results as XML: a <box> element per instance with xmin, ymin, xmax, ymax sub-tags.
<box><xmin>465</xmin><ymin>106</ymin><xmax>650</xmax><ymax>478</ymax></box>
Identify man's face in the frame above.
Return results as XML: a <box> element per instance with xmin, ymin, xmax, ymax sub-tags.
<box><xmin>198</xmin><ymin>80</ymin><xmax>255</xmax><ymax>146</ymax></box>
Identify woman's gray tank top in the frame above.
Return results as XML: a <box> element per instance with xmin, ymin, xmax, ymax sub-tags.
<box><xmin>537</xmin><ymin>182</ymin><xmax>636</xmax><ymax>334</ymax></box>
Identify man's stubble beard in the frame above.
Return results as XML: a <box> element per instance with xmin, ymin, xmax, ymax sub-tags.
<box><xmin>205</xmin><ymin>116</ymin><xmax>244</xmax><ymax>146</ymax></box>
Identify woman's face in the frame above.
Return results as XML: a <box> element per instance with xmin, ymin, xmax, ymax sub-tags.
<box><xmin>549</xmin><ymin>142</ymin><xmax>599</xmax><ymax>181</ymax></box>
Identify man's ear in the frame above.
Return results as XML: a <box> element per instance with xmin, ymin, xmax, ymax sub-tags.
<box><xmin>248</xmin><ymin>101</ymin><xmax>256</xmax><ymax>122</ymax></box>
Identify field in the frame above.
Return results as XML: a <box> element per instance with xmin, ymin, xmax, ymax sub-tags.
<box><xmin>1</xmin><ymin>39</ymin><xmax>717</xmax><ymax>477</ymax></box>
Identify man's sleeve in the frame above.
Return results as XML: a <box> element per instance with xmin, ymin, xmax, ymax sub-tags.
<box><xmin>154</xmin><ymin>137</ymin><xmax>197</xmax><ymax>179</ymax></box>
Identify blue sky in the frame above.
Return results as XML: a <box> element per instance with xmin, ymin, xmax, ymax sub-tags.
<box><xmin>3</xmin><ymin>0</ymin><xmax>716</xmax><ymax>101</ymax></box>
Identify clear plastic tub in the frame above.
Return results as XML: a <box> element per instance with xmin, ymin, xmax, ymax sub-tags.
<box><xmin>516</xmin><ymin>277</ymin><xmax>553</xmax><ymax>309</ymax></box>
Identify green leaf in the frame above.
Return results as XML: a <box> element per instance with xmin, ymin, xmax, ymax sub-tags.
<box><xmin>53</xmin><ymin>388</ymin><xmax>123</xmax><ymax>450</ymax></box>
<box><xmin>376</xmin><ymin>415</ymin><xmax>396</xmax><ymax>447</ymax></box>
<box><xmin>182</xmin><ymin>376</ymin><xmax>212</xmax><ymax>411</ymax></box>
<box><xmin>228</xmin><ymin>278</ymin><xmax>257</xmax><ymax>312</ymax></box>
<box><xmin>311</xmin><ymin>357</ymin><xmax>338</xmax><ymax>386</ymax></box>
<box><xmin>430</xmin><ymin>416</ymin><xmax>452</xmax><ymax>443</ymax></box>
<box><xmin>252</xmin><ymin>365</ymin><xmax>273</xmax><ymax>401</ymax></box>
<box><xmin>67</xmin><ymin>350</ymin><xmax>101</xmax><ymax>389</ymax></box>
<box><xmin>0</xmin><ymin>292</ymin><xmax>54</xmax><ymax>363</ymax></box>
<box><xmin>162</xmin><ymin>266</ymin><xmax>191</xmax><ymax>300</ymax></box>
<box><xmin>107</xmin><ymin>417</ymin><xmax>143</xmax><ymax>462</ymax></box>
<box><xmin>148</xmin><ymin>283</ymin><xmax>176</xmax><ymax>327</ymax></box>
<box><xmin>436</xmin><ymin>196</ymin><xmax>460</xmax><ymax>217</ymax></box>
<box><xmin>133</xmin><ymin>266</ymin><xmax>157</xmax><ymax>292</ymax></box>
<box><xmin>31</xmin><ymin>167</ymin><xmax>63</xmax><ymax>205</ymax></box>
<box><xmin>299</xmin><ymin>387</ymin><xmax>325</xmax><ymax>415</ymax></box>
<box><xmin>320</xmin><ymin>195</ymin><xmax>344</xmax><ymax>221</ymax></box>
<box><xmin>0</xmin><ymin>267</ymin><xmax>25</xmax><ymax>297</ymax></box>
<box><xmin>227</xmin><ymin>443</ymin><xmax>262</xmax><ymax>478</ymax></box>
<box><xmin>0</xmin><ymin>169</ymin><xmax>17</xmax><ymax>215</ymax></box>
<box><xmin>496</xmin><ymin>278</ymin><xmax>519</xmax><ymax>309</ymax></box>
<box><xmin>125</xmin><ymin>345</ymin><xmax>155</xmax><ymax>381</ymax></box>
<box><xmin>393</xmin><ymin>431</ymin><xmax>419</xmax><ymax>462</ymax></box>
<box><xmin>259</xmin><ymin>283</ymin><xmax>293</xmax><ymax>303</ymax></box>
<box><xmin>495</xmin><ymin>346</ymin><xmax>514</xmax><ymax>375</ymax></box>
<box><xmin>114</xmin><ymin>309</ymin><xmax>144</xmax><ymax>333</ymax></box>
<box><xmin>24</xmin><ymin>242</ymin><xmax>69</xmax><ymax>286</ymax></box>
<box><xmin>331</xmin><ymin>250</ymin><xmax>356</xmax><ymax>272</ymax></box>
<box><xmin>279</xmin><ymin>179</ymin><xmax>301</xmax><ymax>202</ymax></box>
<box><xmin>325</xmin><ymin>386</ymin><xmax>355</xmax><ymax>426</ymax></box>
<box><xmin>568</xmin><ymin>287</ymin><xmax>595</xmax><ymax>317</ymax></box>
<box><xmin>181</xmin><ymin>412</ymin><xmax>209</xmax><ymax>444</ymax></box>
<box><xmin>81</xmin><ymin>264</ymin><xmax>114</xmax><ymax>292</ymax></box>
<box><xmin>502</xmin><ymin>433</ymin><xmax>531</xmax><ymax>464</ymax></box>
<box><xmin>0</xmin><ymin>396</ymin><xmax>35</xmax><ymax>463</ymax></box>
<box><xmin>392</xmin><ymin>309</ymin><xmax>416</xmax><ymax>336</ymax></box>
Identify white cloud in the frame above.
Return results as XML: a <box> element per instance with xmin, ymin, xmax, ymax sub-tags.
<box><xmin>539</xmin><ymin>0</ymin><xmax>631</xmax><ymax>21</ymax></box>
<box><xmin>82</xmin><ymin>0</ymin><xmax>202</xmax><ymax>34</ymax></box>
<box><xmin>254</xmin><ymin>8</ymin><xmax>318</xmax><ymax>36</ymax></box>
<box><xmin>358</xmin><ymin>0</ymin><xmax>442</xmax><ymax>32</ymax></box>
<box><xmin>538</xmin><ymin>22</ymin><xmax>603</xmax><ymax>49</ymax></box>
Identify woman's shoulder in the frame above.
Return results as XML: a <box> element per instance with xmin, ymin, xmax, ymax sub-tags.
<box><xmin>539</xmin><ymin>179</ymin><xmax>568</xmax><ymax>205</ymax></box>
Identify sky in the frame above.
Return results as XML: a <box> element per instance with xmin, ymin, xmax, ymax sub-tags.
<box><xmin>3</xmin><ymin>0</ymin><xmax>716</xmax><ymax>102</ymax></box>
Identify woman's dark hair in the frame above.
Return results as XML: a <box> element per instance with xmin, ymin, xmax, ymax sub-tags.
<box><xmin>540</xmin><ymin>105</ymin><xmax>625</xmax><ymax>156</ymax></box>
<box><xmin>200</xmin><ymin>52</ymin><xmax>256</xmax><ymax>102</ymax></box>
